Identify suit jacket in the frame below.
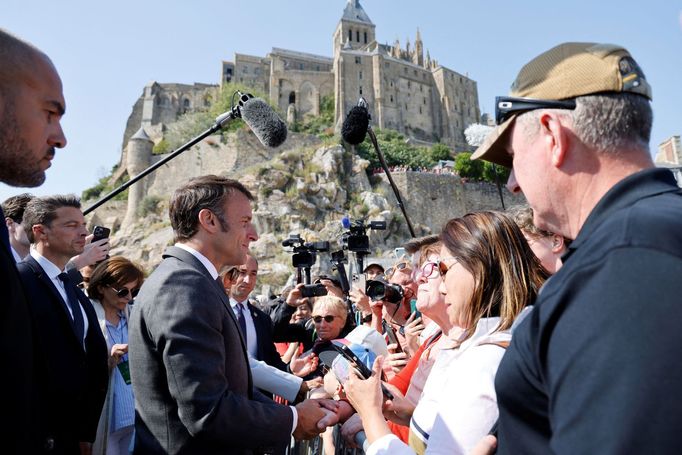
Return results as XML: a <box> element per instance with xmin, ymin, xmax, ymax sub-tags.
<box><xmin>17</xmin><ymin>256</ymin><xmax>108</xmax><ymax>454</ymax></box>
<box><xmin>128</xmin><ymin>246</ymin><xmax>293</xmax><ymax>455</ymax></box>
<box><xmin>0</xmin><ymin>225</ymin><xmax>44</xmax><ymax>453</ymax></box>
<box><xmin>247</xmin><ymin>302</ymin><xmax>288</xmax><ymax>371</ymax></box>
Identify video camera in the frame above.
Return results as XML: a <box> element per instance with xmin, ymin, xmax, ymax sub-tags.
<box><xmin>340</xmin><ymin>217</ymin><xmax>386</xmax><ymax>254</ymax></box>
<box><xmin>282</xmin><ymin>234</ymin><xmax>330</xmax><ymax>298</ymax></box>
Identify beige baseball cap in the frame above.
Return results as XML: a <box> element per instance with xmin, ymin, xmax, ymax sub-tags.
<box><xmin>472</xmin><ymin>42</ymin><xmax>652</xmax><ymax>167</ymax></box>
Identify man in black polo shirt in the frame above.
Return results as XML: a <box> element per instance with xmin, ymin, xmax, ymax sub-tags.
<box><xmin>471</xmin><ymin>43</ymin><xmax>682</xmax><ymax>454</ymax></box>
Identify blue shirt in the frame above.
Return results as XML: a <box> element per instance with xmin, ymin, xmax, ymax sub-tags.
<box><xmin>106</xmin><ymin>314</ymin><xmax>135</xmax><ymax>431</ymax></box>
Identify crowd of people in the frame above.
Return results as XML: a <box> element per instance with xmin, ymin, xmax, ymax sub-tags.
<box><xmin>2</xmin><ymin>26</ymin><xmax>682</xmax><ymax>455</ymax></box>
<box><xmin>371</xmin><ymin>166</ymin><xmax>457</xmax><ymax>176</ymax></box>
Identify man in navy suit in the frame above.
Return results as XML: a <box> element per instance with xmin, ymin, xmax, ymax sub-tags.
<box><xmin>129</xmin><ymin>176</ymin><xmax>336</xmax><ymax>454</ymax></box>
<box><xmin>18</xmin><ymin>195</ymin><xmax>108</xmax><ymax>454</ymax></box>
<box><xmin>0</xmin><ymin>28</ymin><xmax>69</xmax><ymax>453</ymax></box>
<box><xmin>229</xmin><ymin>254</ymin><xmax>287</xmax><ymax>371</ymax></box>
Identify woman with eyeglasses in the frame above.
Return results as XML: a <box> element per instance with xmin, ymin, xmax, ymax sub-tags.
<box><xmin>340</xmin><ymin>235</ymin><xmax>454</xmax><ymax>446</ymax></box>
<box><xmin>345</xmin><ymin>211</ymin><xmax>548</xmax><ymax>455</ymax></box>
<box><xmin>87</xmin><ymin>256</ymin><xmax>144</xmax><ymax>455</ymax></box>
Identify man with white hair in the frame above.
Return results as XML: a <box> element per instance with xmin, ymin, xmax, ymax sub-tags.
<box><xmin>472</xmin><ymin>43</ymin><xmax>682</xmax><ymax>454</ymax></box>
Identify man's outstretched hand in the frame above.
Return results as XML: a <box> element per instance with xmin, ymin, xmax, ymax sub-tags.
<box><xmin>293</xmin><ymin>399</ymin><xmax>341</xmax><ymax>440</ymax></box>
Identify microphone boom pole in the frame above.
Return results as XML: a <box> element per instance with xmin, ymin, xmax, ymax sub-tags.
<box><xmin>83</xmin><ymin>112</ymin><xmax>235</xmax><ymax>216</ymax></box>
<box><xmin>84</xmin><ymin>91</ymin><xmax>287</xmax><ymax>216</ymax></box>
<box><xmin>366</xmin><ymin>127</ymin><xmax>417</xmax><ymax>238</ymax></box>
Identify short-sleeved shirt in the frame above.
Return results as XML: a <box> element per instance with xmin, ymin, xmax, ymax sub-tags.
<box><xmin>495</xmin><ymin>168</ymin><xmax>682</xmax><ymax>454</ymax></box>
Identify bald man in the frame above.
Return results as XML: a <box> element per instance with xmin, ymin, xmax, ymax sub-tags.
<box><xmin>0</xmin><ymin>28</ymin><xmax>68</xmax><ymax>453</ymax></box>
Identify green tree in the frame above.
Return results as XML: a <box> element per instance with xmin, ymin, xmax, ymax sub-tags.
<box><xmin>453</xmin><ymin>152</ymin><xmax>484</xmax><ymax>179</ymax></box>
<box><xmin>483</xmin><ymin>161</ymin><xmax>511</xmax><ymax>184</ymax></box>
<box><xmin>428</xmin><ymin>143</ymin><xmax>452</xmax><ymax>162</ymax></box>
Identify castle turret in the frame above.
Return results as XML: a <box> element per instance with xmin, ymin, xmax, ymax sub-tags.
<box><xmin>123</xmin><ymin>127</ymin><xmax>153</xmax><ymax>227</ymax></box>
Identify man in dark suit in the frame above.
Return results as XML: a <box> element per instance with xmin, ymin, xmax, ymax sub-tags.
<box><xmin>17</xmin><ymin>195</ymin><xmax>108</xmax><ymax>454</ymax></box>
<box><xmin>129</xmin><ymin>175</ymin><xmax>336</xmax><ymax>454</ymax></box>
<box><xmin>0</xmin><ymin>28</ymin><xmax>68</xmax><ymax>453</ymax></box>
<box><xmin>229</xmin><ymin>254</ymin><xmax>287</xmax><ymax>371</ymax></box>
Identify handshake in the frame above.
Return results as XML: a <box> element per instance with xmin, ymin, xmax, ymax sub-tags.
<box><xmin>293</xmin><ymin>398</ymin><xmax>341</xmax><ymax>440</ymax></box>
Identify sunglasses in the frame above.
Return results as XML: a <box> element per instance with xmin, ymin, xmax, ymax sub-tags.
<box><xmin>385</xmin><ymin>262</ymin><xmax>412</xmax><ymax>279</ymax></box>
<box><xmin>108</xmin><ymin>285</ymin><xmax>140</xmax><ymax>299</ymax></box>
<box><xmin>313</xmin><ymin>315</ymin><xmax>338</xmax><ymax>324</ymax></box>
<box><xmin>414</xmin><ymin>261</ymin><xmax>441</xmax><ymax>281</ymax></box>
<box><xmin>436</xmin><ymin>257</ymin><xmax>460</xmax><ymax>277</ymax></box>
<box><xmin>495</xmin><ymin>96</ymin><xmax>576</xmax><ymax>125</ymax></box>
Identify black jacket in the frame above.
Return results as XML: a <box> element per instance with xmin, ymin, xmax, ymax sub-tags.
<box><xmin>0</xmin><ymin>213</ymin><xmax>44</xmax><ymax>453</ymax></box>
<box><xmin>18</xmin><ymin>256</ymin><xmax>108</xmax><ymax>454</ymax></box>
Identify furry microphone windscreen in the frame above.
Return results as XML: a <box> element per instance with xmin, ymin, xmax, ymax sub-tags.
<box><xmin>240</xmin><ymin>98</ymin><xmax>288</xmax><ymax>148</ymax></box>
<box><xmin>341</xmin><ymin>106</ymin><xmax>370</xmax><ymax>145</ymax></box>
<box><xmin>464</xmin><ymin>123</ymin><xmax>494</xmax><ymax>148</ymax></box>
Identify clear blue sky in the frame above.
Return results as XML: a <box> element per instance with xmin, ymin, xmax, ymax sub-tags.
<box><xmin>2</xmin><ymin>0</ymin><xmax>680</xmax><ymax>202</ymax></box>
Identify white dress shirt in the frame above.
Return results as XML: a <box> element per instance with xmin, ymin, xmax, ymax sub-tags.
<box><xmin>10</xmin><ymin>245</ymin><xmax>22</xmax><ymax>263</ymax></box>
<box><xmin>30</xmin><ymin>250</ymin><xmax>89</xmax><ymax>347</ymax></box>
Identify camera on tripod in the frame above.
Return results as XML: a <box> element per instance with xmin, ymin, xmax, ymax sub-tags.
<box><xmin>282</xmin><ymin>234</ymin><xmax>330</xmax><ymax>298</ymax></box>
<box><xmin>340</xmin><ymin>217</ymin><xmax>386</xmax><ymax>254</ymax></box>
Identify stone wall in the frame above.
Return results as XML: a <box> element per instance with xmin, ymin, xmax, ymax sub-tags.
<box><xmin>377</xmin><ymin>171</ymin><xmax>524</xmax><ymax>235</ymax></box>
<box><xmin>142</xmin><ymin>129</ymin><xmax>324</xmax><ymax>199</ymax></box>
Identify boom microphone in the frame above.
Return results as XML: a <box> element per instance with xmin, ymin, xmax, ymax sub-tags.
<box><xmin>84</xmin><ymin>91</ymin><xmax>287</xmax><ymax>215</ymax></box>
<box><xmin>236</xmin><ymin>94</ymin><xmax>288</xmax><ymax>148</ymax></box>
<box><xmin>342</xmin><ymin>98</ymin><xmax>416</xmax><ymax>238</ymax></box>
<box><xmin>341</xmin><ymin>103</ymin><xmax>370</xmax><ymax>145</ymax></box>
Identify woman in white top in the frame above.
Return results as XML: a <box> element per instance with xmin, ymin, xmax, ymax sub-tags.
<box><xmin>345</xmin><ymin>211</ymin><xmax>549</xmax><ymax>455</ymax></box>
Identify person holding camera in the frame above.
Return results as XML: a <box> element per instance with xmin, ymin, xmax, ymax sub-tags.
<box><xmin>87</xmin><ymin>256</ymin><xmax>145</xmax><ymax>455</ymax></box>
<box><xmin>365</xmin><ymin>257</ymin><xmax>420</xmax><ymax>373</ymax></box>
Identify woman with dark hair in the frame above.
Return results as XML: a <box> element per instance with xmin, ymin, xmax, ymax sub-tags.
<box><xmin>88</xmin><ymin>256</ymin><xmax>144</xmax><ymax>455</ymax></box>
<box><xmin>345</xmin><ymin>211</ymin><xmax>548</xmax><ymax>455</ymax></box>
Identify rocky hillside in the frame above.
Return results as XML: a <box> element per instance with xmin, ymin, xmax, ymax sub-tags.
<box><xmin>90</xmin><ymin>128</ymin><xmax>520</xmax><ymax>295</ymax></box>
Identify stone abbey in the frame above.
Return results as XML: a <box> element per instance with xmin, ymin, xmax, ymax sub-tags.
<box><xmin>123</xmin><ymin>0</ymin><xmax>480</xmax><ymax>153</ymax></box>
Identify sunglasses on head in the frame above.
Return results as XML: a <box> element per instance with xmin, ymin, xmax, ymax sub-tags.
<box><xmin>495</xmin><ymin>96</ymin><xmax>576</xmax><ymax>125</ymax></box>
<box><xmin>313</xmin><ymin>315</ymin><xmax>337</xmax><ymax>324</ymax></box>
<box><xmin>385</xmin><ymin>262</ymin><xmax>412</xmax><ymax>278</ymax></box>
<box><xmin>108</xmin><ymin>285</ymin><xmax>140</xmax><ymax>299</ymax></box>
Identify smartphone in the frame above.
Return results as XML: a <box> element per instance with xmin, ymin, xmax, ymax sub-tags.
<box><xmin>393</xmin><ymin>247</ymin><xmax>406</xmax><ymax>259</ymax></box>
<box><xmin>351</xmin><ymin>273</ymin><xmax>366</xmax><ymax>293</ymax></box>
<box><xmin>410</xmin><ymin>299</ymin><xmax>422</xmax><ymax>319</ymax></box>
<box><xmin>92</xmin><ymin>225</ymin><xmax>111</xmax><ymax>243</ymax></box>
<box><xmin>330</xmin><ymin>343</ymin><xmax>394</xmax><ymax>400</ymax></box>
<box><xmin>384</xmin><ymin>323</ymin><xmax>403</xmax><ymax>353</ymax></box>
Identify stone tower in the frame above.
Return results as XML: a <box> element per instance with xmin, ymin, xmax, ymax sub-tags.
<box><xmin>332</xmin><ymin>0</ymin><xmax>376</xmax><ymax>56</ymax></box>
<box><xmin>333</xmin><ymin>0</ymin><xmax>376</xmax><ymax>130</ymax></box>
<box><xmin>123</xmin><ymin>127</ymin><xmax>153</xmax><ymax>227</ymax></box>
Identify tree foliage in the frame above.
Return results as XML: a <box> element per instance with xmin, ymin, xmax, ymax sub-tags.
<box><xmin>453</xmin><ymin>152</ymin><xmax>511</xmax><ymax>183</ymax></box>
<box><xmin>454</xmin><ymin>152</ymin><xmax>484</xmax><ymax>179</ymax></box>
<box><xmin>356</xmin><ymin>129</ymin><xmax>452</xmax><ymax>171</ymax></box>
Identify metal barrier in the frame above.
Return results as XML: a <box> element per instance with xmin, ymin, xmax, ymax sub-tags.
<box><xmin>287</xmin><ymin>425</ymin><xmax>368</xmax><ymax>455</ymax></box>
